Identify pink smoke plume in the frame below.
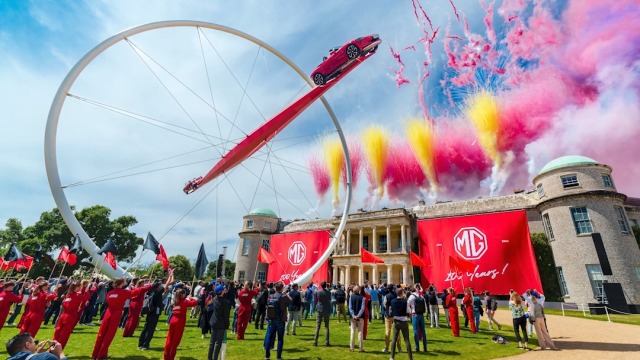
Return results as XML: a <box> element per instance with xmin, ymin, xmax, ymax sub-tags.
<box><xmin>310</xmin><ymin>0</ymin><xmax>640</xmax><ymax>204</ymax></box>
<box><xmin>341</xmin><ymin>139</ymin><xmax>364</xmax><ymax>189</ymax></box>
<box><xmin>308</xmin><ymin>157</ymin><xmax>330</xmax><ymax>199</ymax></box>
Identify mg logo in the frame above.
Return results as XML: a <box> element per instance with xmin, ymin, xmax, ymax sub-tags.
<box><xmin>288</xmin><ymin>241</ymin><xmax>306</xmax><ymax>266</ymax></box>
<box><xmin>454</xmin><ymin>227</ymin><xmax>488</xmax><ymax>260</ymax></box>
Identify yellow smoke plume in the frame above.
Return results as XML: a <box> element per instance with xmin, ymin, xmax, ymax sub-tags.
<box><xmin>323</xmin><ymin>138</ymin><xmax>344</xmax><ymax>205</ymax></box>
<box><xmin>464</xmin><ymin>91</ymin><xmax>501</xmax><ymax>167</ymax></box>
<box><xmin>362</xmin><ymin>126</ymin><xmax>389</xmax><ymax>197</ymax></box>
<box><xmin>405</xmin><ymin>118</ymin><xmax>437</xmax><ymax>191</ymax></box>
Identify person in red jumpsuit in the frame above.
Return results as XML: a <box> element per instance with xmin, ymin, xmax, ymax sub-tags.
<box><xmin>75</xmin><ymin>280</ymin><xmax>97</xmax><ymax>327</ymax></box>
<box><xmin>235</xmin><ymin>281</ymin><xmax>259</xmax><ymax>340</ymax></box>
<box><xmin>123</xmin><ymin>278</ymin><xmax>145</xmax><ymax>337</ymax></box>
<box><xmin>462</xmin><ymin>287</ymin><xmax>477</xmax><ymax>334</ymax></box>
<box><xmin>363</xmin><ymin>290</ymin><xmax>371</xmax><ymax>340</ymax></box>
<box><xmin>20</xmin><ymin>282</ymin><xmax>57</xmax><ymax>338</ymax></box>
<box><xmin>53</xmin><ymin>281</ymin><xmax>84</xmax><ymax>349</ymax></box>
<box><xmin>0</xmin><ymin>281</ymin><xmax>24</xmax><ymax>331</ymax></box>
<box><xmin>446</xmin><ymin>287</ymin><xmax>460</xmax><ymax>337</ymax></box>
<box><xmin>164</xmin><ymin>288</ymin><xmax>198</xmax><ymax>360</ymax></box>
<box><xmin>92</xmin><ymin>278</ymin><xmax>152</xmax><ymax>359</ymax></box>
<box><xmin>16</xmin><ymin>277</ymin><xmax>44</xmax><ymax>330</ymax></box>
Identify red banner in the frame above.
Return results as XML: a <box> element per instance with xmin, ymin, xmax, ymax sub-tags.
<box><xmin>417</xmin><ymin>210</ymin><xmax>542</xmax><ymax>295</ymax></box>
<box><xmin>267</xmin><ymin>230</ymin><xmax>329</xmax><ymax>285</ymax></box>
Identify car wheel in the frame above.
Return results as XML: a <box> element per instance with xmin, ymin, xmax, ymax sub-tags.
<box><xmin>313</xmin><ymin>73</ymin><xmax>325</xmax><ymax>86</ymax></box>
<box><xmin>346</xmin><ymin>44</ymin><xmax>360</xmax><ymax>60</ymax></box>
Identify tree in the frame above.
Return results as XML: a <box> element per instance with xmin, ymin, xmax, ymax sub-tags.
<box><xmin>531</xmin><ymin>233</ymin><xmax>562</xmax><ymax>301</ymax></box>
<box><xmin>0</xmin><ymin>218</ymin><xmax>25</xmax><ymax>247</ymax></box>
<box><xmin>149</xmin><ymin>255</ymin><xmax>194</xmax><ymax>281</ymax></box>
<box><xmin>205</xmin><ymin>259</ymin><xmax>236</xmax><ymax>280</ymax></box>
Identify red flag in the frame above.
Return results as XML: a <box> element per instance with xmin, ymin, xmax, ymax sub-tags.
<box><xmin>57</xmin><ymin>246</ymin><xmax>77</xmax><ymax>266</ymax></box>
<box><xmin>0</xmin><ymin>257</ymin><xmax>10</xmax><ymax>271</ymax></box>
<box><xmin>156</xmin><ymin>245</ymin><xmax>169</xmax><ymax>270</ymax></box>
<box><xmin>448</xmin><ymin>255</ymin><xmax>475</xmax><ymax>273</ymax></box>
<box><xmin>410</xmin><ymin>251</ymin><xmax>429</xmax><ymax>267</ymax></box>
<box><xmin>257</xmin><ymin>247</ymin><xmax>276</xmax><ymax>264</ymax></box>
<box><xmin>19</xmin><ymin>255</ymin><xmax>33</xmax><ymax>271</ymax></box>
<box><xmin>361</xmin><ymin>248</ymin><xmax>384</xmax><ymax>264</ymax></box>
<box><xmin>104</xmin><ymin>252</ymin><xmax>116</xmax><ymax>270</ymax></box>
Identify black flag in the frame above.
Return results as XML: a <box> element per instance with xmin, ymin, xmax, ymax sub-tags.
<box><xmin>194</xmin><ymin>243</ymin><xmax>208</xmax><ymax>279</ymax></box>
<box><xmin>4</xmin><ymin>243</ymin><xmax>26</xmax><ymax>262</ymax></box>
<box><xmin>70</xmin><ymin>234</ymin><xmax>83</xmax><ymax>254</ymax></box>
<box><xmin>33</xmin><ymin>244</ymin><xmax>43</xmax><ymax>263</ymax></box>
<box><xmin>97</xmin><ymin>239</ymin><xmax>119</xmax><ymax>256</ymax></box>
<box><xmin>216</xmin><ymin>254</ymin><xmax>224</xmax><ymax>278</ymax></box>
<box><xmin>143</xmin><ymin>232</ymin><xmax>161</xmax><ymax>255</ymax></box>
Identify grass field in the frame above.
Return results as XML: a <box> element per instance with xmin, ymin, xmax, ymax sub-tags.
<box><xmin>541</xmin><ymin>308</ymin><xmax>640</xmax><ymax>327</ymax></box>
<box><xmin>0</xmin><ymin>313</ymin><xmax>536</xmax><ymax>360</ymax></box>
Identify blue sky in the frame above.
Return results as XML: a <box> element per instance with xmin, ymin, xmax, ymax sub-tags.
<box><xmin>0</xmin><ymin>0</ymin><xmax>505</xmax><ymax>263</ymax></box>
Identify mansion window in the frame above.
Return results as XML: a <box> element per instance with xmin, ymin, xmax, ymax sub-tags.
<box><xmin>543</xmin><ymin>213</ymin><xmax>555</xmax><ymax>240</ymax></box>
<box><xmin>570</xmin><ymin>207</ymin><xmax>593</xmax><ymax>235</ymax></box>
<box><xmin>257</xmin><ymin>271</ymin><xmax>266</xmax><ymax>282</ymax></box>
<box><xmin>242</xmin><ymin>239</ymin><xmax>250</xmax><ymax>255</ymax></box>
<box><xmin>246</xmin><ymin>220</ymin><xmax>254</xmax><ymax>228</ymax></box>
<box><xmin>262</xmin><ymin>238</ymin><xmax>270</xmax><ymax>252</ymax></box>
<box><xmin>561</xmin><ymin>175</ymin><xmax>579</xmax><ymax>189</ymax></box>
<box><xmin>238</xmin><ymin>271</ymin><xmax>246</xmax><ymax>281</ymax></box>
<box><xmin>614</xmin><ymin>206</ymin><xmax>630</xmax><ymax>234</ymax></box>
<box><xmin>363</xmin><ymin>236</ymin><xmax>369</xmax><ymax>251</ymax></box>
<box><xmin>537</xmin><ymin>184</ymin><xmax>545</xmax><ymax>198</ymax></box>
<box><xmin>557</xmin><ymin>267</ymin><xmax>569</xmax><ymax>296</ymax></box>
<box><xmin>379</xmin><ymin>235</ymin><xmax>388</xmax><ymax>252</ymax></box>
<box><xmin>602</xmin><ymin>174</ymin><xmax>613</xmax><ymax>187</ymax></box>
<box><xmin>586</xmin><ymin>264</ymin><xmax>607</xmax><ymax>302</ymax></box>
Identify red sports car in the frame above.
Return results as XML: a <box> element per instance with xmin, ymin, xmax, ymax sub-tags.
<box><xmin>311</xmin><ymin>34</ymin><xmax>381</xmax><ymax>86</ymax></box>
<box><xmin>183</xmin><ymin>176</ymin><xmax>202</xmax><ymax>194</ymax></box>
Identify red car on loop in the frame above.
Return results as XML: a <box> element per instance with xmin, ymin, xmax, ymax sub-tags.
<box><xmin>311</xmin><ymin>34</ymin><xmax>381</xmax><ymax>86</ymax></box>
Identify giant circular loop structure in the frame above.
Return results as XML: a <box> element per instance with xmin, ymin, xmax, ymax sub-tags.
<box><xmin>44</xmin><ymin>21</ymin><xmax>352</xmax><ymax>280</ymax></box>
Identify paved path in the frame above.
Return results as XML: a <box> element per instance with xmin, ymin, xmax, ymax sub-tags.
<box><xmin>493</xmin><ymin>311</ymin><xmax>640</xmax><ymax>360</ymax></box>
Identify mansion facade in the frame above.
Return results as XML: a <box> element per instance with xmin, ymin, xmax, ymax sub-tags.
<box><xmin>235</xmin><ymin>156</ymin><xmax>640</xmax><ymax>310</ymax></box>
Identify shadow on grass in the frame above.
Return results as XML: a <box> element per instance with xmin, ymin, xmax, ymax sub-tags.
<box><xmin>557</xmin><ymin>341</ymin><xmax>640</xmax><ymax>352</ymax></box>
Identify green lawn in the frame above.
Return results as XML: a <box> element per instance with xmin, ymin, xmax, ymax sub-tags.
<box><xmin>541</xmin><ymin>308</ymin><xmax>640</xmax><ymax>326</ymax></box>
<box><xmin>0</xmin><ymin>313</ymin><xmax>534</xmax><ymax>359</ymax></box>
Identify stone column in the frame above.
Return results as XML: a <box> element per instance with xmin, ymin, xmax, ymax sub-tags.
<box><xmin>386</xmin><ymin>225</ymin><xmax>391</xmax><ymax>253</ymax></box>
<box><xmin>387</xmin><ymin>265</ymin><xmax>393</xmax><ymax>284</ymax></box>
<box><xmin>346</xmin><ymin>229</ymin><xmax>351</xmax><ymax>255</ymax></box>
<box><xmin>359</xmin><ymin>266</ymin><xmax>364</xmax><ymax>285</ymax></box>
<box><xmin>333</xmin><ymin>265</ymin><xmax>338</xmax><ymax>284</ymax></box>
<box><xmin>401</xmin><ymin>224</ymin><xmax>406</xmax><ymax>253</ymax></box>
<box><xmin>372</xmin><ymin>226</ymin><xmax>378</xmax><ymax>253</ymax></box>
<box><xmin>359</xmin><ymin>228</ymin><xmax>364</xmax><ymax>254</ymax></box>
<box><xmin>372</xmin><ymin>265</ymin><xmax>378</xmax><ymax>285</ymax></box>
<box><xmin>345</xmin><ymin>266</ymin><xmax>351</xmax><ymax>286</ymax></box>
<box><xmin>402</xmin><ymin>264</ymin><xmax>408</xmax><ymax>285</ymax></box>
<box><xmin>406</xmin><ymin>226</ymin><xmax>412</xmax><ymax>253</ymax></box>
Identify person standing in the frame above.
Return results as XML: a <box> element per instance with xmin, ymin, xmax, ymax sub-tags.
<box><xmin>138</xmin><ymin>282</ymin><xmax>165</xmax><ymax>350</ymax></box>
<box><xmin>362</xmin><ymin>289</ymin><xmax>371</xmax><ymax>339</ymax></box>
<box><xmin>20</xmin><ymin>282</ymin><xmax>57</xmax><ymax>338</ymax></box>
<box><xmin>235</xmin><ymin>281</ymin><xmax>258</xmax><ymax>340</ymax></box>
<box><xmin>390</xmin><ymin>287</ymin><xmax>413</xmax><ymax>360</ymax></box>
<box><xmin>53</xmin><ymin>281</ymin><xmax>84</xmax><ymax>349</ymax></box>
<box><xmin>445</xmin><ymin>288</ymin><xmax>460</xmax><ymax>337</ymax></box>
<box><xmin>348</xmin><ymin>285</ymin><xmax>365</xmax><ymax>352</ymax></box>
<box><xmin>462</xmin><ymin>288</ymin><xmax>477</xmax><ymax>333</ymax></box>
<box><xmin>122</xmin><ymin>279</ymin><xmax>146</xmax><ymax>337</ymax></box>
<box><xmin>370</xmin><ymin>285</ymin><xmax>380</xmax><ymax>320</ymax></box>
<box><xmin>313</xmin><ymin>281</ymin><xmax>331</xmax><ymax>346</ymax></box>
<box><xmin>208</xmin><ymin>285</ymin><xmax>231</xmax><ymax>360</ymax></box>
<box><xmin>440</xmin><ymin>289</ymin><xmax>450</xmax><ymax>327</ymax></box>
<box><xmin>407</xmin><ymin>286</ymin><xmax>427</xmax><ymax>352</ymax></box>
<box><xmin>0</xmin><ymin>282</ymin><xmax>24</xmax><ymax>331</ymax></box>
<box><xmin>163</xmin><ymin>289</ymin><xmax>198</xmax><ymax>360</ymax></box>
<box><xmin>91</xmin><ymin>277</ymin><xmax>152</xmax><ymax>360</ymax></box>
<box><xmin>472</xmin><ymin>289</ymin><xmax>483</xmax><ymax>331</ymax></box>
<box><xmin>483</xmin><ymin>291</ymin><xmax>501</xmax><ymax>330</ymax></box>
<box><xmin>44</xmin><ymin>279</ymin><xmax>68</xmax><ymax>325</ymax></box>
<box><xmin>254</xmin><ymin>282</ymin><xmax>268</xmax><ymax>330</ymax></box>
<box><xmin>334</xmin><ymin>285</ymin><xmax>347</xmax><ymax>323</ymax></box>
<box><xmin>382</xmin><ymin>284</ymin><xmax>402</xmax><ymax>353</ymax></box>
<box><xmin>427</xmin><ymin>285</ymin><xmax>439</xmax><ymax>328</ymax></box>
<box><xmin>286</xmin><ymin>283</ymin><xmax>302</xmax><ymax>336</ymax></box>
<box><xmin>190</xmin><ymin>281</ymin><xmax>204</xmax><ymax>319</ymax></box>
<box><xmin>264</xmin><ymin>282</ymin><xmax>291</xmax><ymax>360</ymax></box>
<box><xmin>509</xmin><ymin>291</ymin><xmax>529</xmax><ymax>350</ymax></box>
<box><xmin>530</xmin><ymin>296</ymin><xmax>556</xmax><ymax>350</ymax></box>
<box><xmin>7</xmin><ymin>279</ymin><xmax>31</xmax><ymax>326</ymax></box>
<box><xmin>522</xmin><ymin>289</ymin><xmax>545</xmax><ymax>337</ymax></box>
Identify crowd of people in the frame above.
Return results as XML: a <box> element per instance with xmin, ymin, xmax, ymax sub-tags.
<box><xmin>0</xmin><ymin>271</ymin><xmax>556</xmax><ymax>360</ymax></box>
